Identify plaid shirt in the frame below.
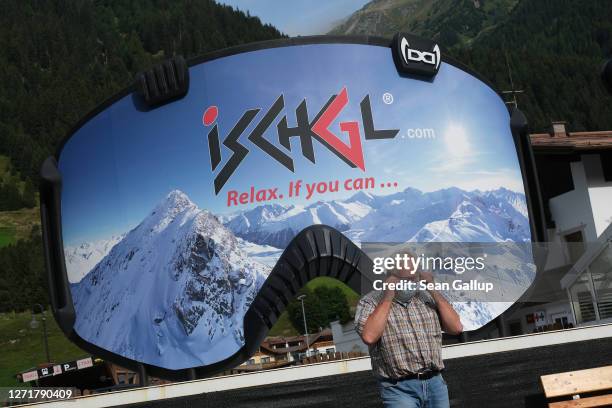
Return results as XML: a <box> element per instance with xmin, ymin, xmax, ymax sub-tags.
<box><xmin>355</xmin><ymin>290</ymin><xmax>444</xmax><ymax>380</ymax></box>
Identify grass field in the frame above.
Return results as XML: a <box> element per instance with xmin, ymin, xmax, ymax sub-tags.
<box><xmin>0</xmin><ymin>154</ymin><xmax>39</xmax><ymax>248</ymax></box>
<box><xmin>0</xmin><ymin>207</ymin><xmax>40</xmax><ymax>247</ymax></box>
<box><xmin>267</xmin><ymin>277</ymin><xmax>359</xmax><ymax>337</ymax></box>
<box><xmin>0</xmin><ymin>311</ymin><xmax>88</xmax><ymax>387</ymax></box>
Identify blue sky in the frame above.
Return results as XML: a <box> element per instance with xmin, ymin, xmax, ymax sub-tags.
<box><xmin>216</xmin><ymin>0</ymin><xmax>370</xmax><ymax>35</ymax></box>
<box><xmin>59</xmin><ymin>44</ymin><xmax>524</xmax><ymax>245</ymax></box>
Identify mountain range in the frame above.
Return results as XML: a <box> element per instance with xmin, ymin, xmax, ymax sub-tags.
<box><xmin>67</xmin><ymin>186</ymin><xmax>533</xmax><ymax>344</ymax></box>
<box><xmin>222</xmin><ymin>187</ymin><xmax>530</xmax><ymax>248</ymax></box>
<box><xmin>329</xmin><ymin>0</ymin><xmax>518</xmax><ymax>46</ymax></box>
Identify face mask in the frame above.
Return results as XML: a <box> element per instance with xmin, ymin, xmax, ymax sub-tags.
<box><xmin>393</xmin><ymin>274</ymin><xmax>436</xmax><ymax>307</ymax></box>
<box><xmin>395</xmin><ymin>287</ymin><xmax>418</xmax><ymax>304</ymax></box>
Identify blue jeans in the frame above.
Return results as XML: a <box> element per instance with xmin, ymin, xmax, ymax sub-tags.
<box><xmin>378</xmin><ymin>374</ymin><xmax>450</xmax><ymax>408</ymax></box>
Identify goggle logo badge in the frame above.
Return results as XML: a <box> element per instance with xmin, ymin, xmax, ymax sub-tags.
<box><xmin>204</xmin><ymin>88</ymin><xmax>400</xmax><ymax>194</ymax></box>
<box><xmin>400</xmin><ymin>37</ymin><xmax>441</xmax><ymax>71</ymax></box>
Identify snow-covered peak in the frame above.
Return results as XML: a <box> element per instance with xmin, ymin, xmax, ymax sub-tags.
<box><xmin>486</xmin><ymin>187</ymin><xmax>528</xmax><ymax>218</ymax></box>
<box><xmin>70</xmin><ymin>190</ymin><xmax>270</xmax><ymax>370</ymax></box>
<box><xmin>451</xmin><ymin>200</ymin><xmax>483</xmax><ymax>218</ymax></box>
<box><xmin>346</xmin><ymin>190</ymin><xmax>376</xmax><ymax>205</ymax></box>
<box><xmin>154</xmin><ymin>190</ymin><xmax>197</xmax><ymax>216</ymax></box>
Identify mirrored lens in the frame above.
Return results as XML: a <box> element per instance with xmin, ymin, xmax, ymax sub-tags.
<box><xmin>58</xmin><ymin>43</ymin><xmax>532</xmax><ymax>370</ymax></box>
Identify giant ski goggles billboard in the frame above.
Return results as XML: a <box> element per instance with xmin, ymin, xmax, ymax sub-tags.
<box><xmin>40</xmin><ymin>35</ymin><xmax>545</xmax><ymax>379</ymax></box>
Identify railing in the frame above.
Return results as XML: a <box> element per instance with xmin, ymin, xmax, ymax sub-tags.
<box><xmin>299</xmin><ymin>351</ymin><xmax>366</xmax><ymax>365</ymax></box>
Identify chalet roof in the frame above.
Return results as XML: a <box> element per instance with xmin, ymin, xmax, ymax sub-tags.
<box><xmin>530</xmin><ymin>130</ymin><xmax>612</xmax><ymax>151</ymax></box>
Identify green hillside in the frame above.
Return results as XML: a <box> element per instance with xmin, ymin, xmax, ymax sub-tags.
<box><xmin>331</xmin><ymin>0</ymin><xmax>612</xmax><ymax>133</ymax></box>
<box><xmin>330</xmin><ymin>0</ymin><xmax>518</xmax><ymax>48</ymax></box>
<box><xmin>0</xmin><ymin>311</ymin><xmax>88</xmax><ymax>387</ymax></box>
<box><xmin>0</xmin><ymin>155</ymin><xmax>36</xmax><ymax>212</ymax></box>
<box><xmin>0</xmin><ymin>0</ymin><xmax>284</xmax><ymax>186</ymax></box>
<box><xmin>457</xmin><ymin>0</ymin><xmax>612</xmax><ymax>132</ymax></box>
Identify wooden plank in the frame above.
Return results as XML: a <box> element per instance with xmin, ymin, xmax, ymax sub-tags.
<box><xmin>541</xmin><ymin>366</ymin><xmax>612</xmax><ymax>398</ymax></box>
<box><xmin>549</xmin><ymin>394</ymin><xmax>612</xmax><ymax>408</ymax></box>
<box><xmin>529</xmin><ymin>131</ymin><xmax>612</xmax><ymax>151</ymax></box>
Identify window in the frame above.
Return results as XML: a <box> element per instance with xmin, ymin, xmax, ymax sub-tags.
<box><xmin>550</xmin><ymin>311</ymin><xmax>572</xmax><ymax>329</ymax></box>
<box><xmin>326</xmin><ymin>348</ymin><xmax>335</xmax><ymax>354</ymax></box>
<box><xmin>261</xmin><ymin>357</ymin><xmax>270</xmax><ymax>364</ymax></box>
<box><xmin>569</xmin><ymin>272</ymin><xmax>597</xmax><ymax>323</ymax></box>
<box><xmin>117</xmin><ymin>372</ymin><xmax>136</xmax><ymax>384</ymax></box>
<box><xmin>247</xmin><ymin>359</ymin><xmax>255</xmax><ymax>365</ymax></box>
<box><xmin>564</xmin><ymin>230</ymin><xmax>585</xmax><ymax>264</ymax></box>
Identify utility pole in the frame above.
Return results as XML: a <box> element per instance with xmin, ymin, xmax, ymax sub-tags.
<box><xmin>30</xmin><ymin>304</ymin><xmax>50</xmax><ymax>363</ymax></box>
<box><xmin>297</xmin><ymin>294</ymin><xmax>309</xmax><ymax>358</ymax></box>
<box><xmin>502</xmin><ymin>52</ymin><xmax>524</xmax><ymax>108</ymax></box>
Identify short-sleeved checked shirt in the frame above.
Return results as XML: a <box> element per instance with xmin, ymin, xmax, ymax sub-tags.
<box><xmin>355</xmin><ymin>290</ymin><xmax>443</xmax><ymax>380</ymax></box>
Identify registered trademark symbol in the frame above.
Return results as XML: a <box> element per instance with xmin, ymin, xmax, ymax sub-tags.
<box><xmin>382</xmin><ymin>92</ymin><xmax>394</xmax><ymax>104</ymax></box>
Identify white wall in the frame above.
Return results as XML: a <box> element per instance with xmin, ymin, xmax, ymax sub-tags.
<box><xmin>330</xmin><ymin>320</ymin><xmax>369</xmax><ymax>354</ymax></box>
<box><xmin>582</xmin><ymin>154</ymin><xmax>612</xmax><ymax>237</ymax></box>
<box><xmin>589</xmin><ymin>186</ymin><xmax>612</xmax><ymax>236</ymax></box>
<box><xmin>549</xmin><ymin>160</ymin><xmax>598</xmax><ymax>242</ymax></box>
<box><xmin>544</xmin><ymin>229</ymin><xmax>570</xmax><ymax>270</ymax></box>
<box><xmin>549</xmin><ymin>155</ymin><xmax>612</xmax><ymax>242</ymax></box>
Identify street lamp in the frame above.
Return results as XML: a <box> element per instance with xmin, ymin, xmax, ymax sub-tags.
<box><xmin>30</xmin><ymin>304</ymin><xmax>50</xmax><ymax>363</ymax></box>
<box><xmin>297</xmin><ymin>294</ymin><xmax>309</xmax><ymax>358</ymax></box>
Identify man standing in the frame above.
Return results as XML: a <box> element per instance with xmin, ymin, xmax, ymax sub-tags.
<box><xmin>355</xmin><ymin>269</ymin><xmax>463</xmax><ymax>408</ymax></box>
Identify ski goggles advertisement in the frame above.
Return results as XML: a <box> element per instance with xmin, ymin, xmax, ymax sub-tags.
<box><xmin>42</xmin><ymin>38</ymin><xmax>539</xmax><ymax>377</ymax></box>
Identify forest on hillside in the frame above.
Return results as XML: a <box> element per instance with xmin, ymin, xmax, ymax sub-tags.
<box><xmin>453</xmin><ymin>0</ymin><xmax>612</xmax><ymax>132</ymax></box>
<box><xmin>0</xmin><ymin>0</ymin><xmax>283</xmax><ymax>190</ymax></box>
<box><xmin>332</xmin><ymin>0</ymin><xmax>612</xmax><ymax>132</ymax></box>
<box><xmin>0</xmin><ymin>0</ymin><xmax>284</xmax><ymax>311</ymax></box>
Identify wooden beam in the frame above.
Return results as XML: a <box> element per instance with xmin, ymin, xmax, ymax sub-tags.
<box><xmin>549</xmin><ymin>394</ymin><xmax>612</xmax><ymax>408</ymax></box>
<box><xmin>541</xmin><ymin>366</ymin><xmax>612</xmax><ymax>398</ymax></box>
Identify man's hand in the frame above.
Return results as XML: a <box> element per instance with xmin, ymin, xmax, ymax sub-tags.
<box><xmin>383</xmin><ymin>274</ymin><xmax>400</xmax><ymax>301</ymax></box>
<box><xmin>421</xmin><ymin>271</ymin><xmax>463</xmax><ymax>335</ymax></box>
<box><xmin>360</xmin><ymin>274</ymin><xmax>398</xmax><ymax>345</ymax></box>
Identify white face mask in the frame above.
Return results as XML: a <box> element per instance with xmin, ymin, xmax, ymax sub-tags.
<box><xmin>392</xmin><ymin>273</ymin><xmax>436</xmax><ymax>307</ymax></box>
